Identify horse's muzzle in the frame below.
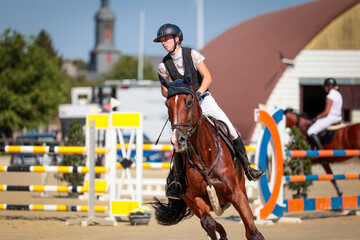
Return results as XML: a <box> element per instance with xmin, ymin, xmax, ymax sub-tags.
<box><xmin>171</xmin><ymin>130</ymin><xmax>188</xmax><ymax>152</ymax></box>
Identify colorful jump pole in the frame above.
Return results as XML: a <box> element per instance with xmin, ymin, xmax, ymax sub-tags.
<box><xmin>254</xmin><ymin>108</ymin><xmax>360</xmax><ymax>220</ymax></box>
<box><xmin>66</xmin><ymin>120</ymin><xmax>116</xmax><ymax>226</ymax></box>
<box><xmin>285</xmin><ymin>149</ymin><xmax>360</xmax><ymax>157</ymax></box>
<box><xmin>0</xmin><ymin>204</ymin><xmax>107</xmax><ymax>212</ymax></box>
<box><xmin>254</xmin><ymin>108</ymin><xmax>285</xmax><ymax>220</ymax></box>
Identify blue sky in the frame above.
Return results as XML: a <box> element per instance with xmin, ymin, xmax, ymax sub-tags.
<box><xmin>0</xmin><ymin>0</ymin><xmax>314</xmax><ymax>61</ymax></box>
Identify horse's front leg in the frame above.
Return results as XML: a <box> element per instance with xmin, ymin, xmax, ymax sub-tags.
<box><xmin>231</xmin><ymin>187</ymin><xmax>264</xmax><ymax>240</ymax></box>
<box><xmin>183</xmin><ymin>195</ymin><xmax>227</xmax><ymax>240</ymax></box>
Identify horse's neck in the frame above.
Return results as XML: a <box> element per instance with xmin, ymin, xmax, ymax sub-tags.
<box><xmin>299</xmin><ymin>118</ymin><xmax>312</xmax><ymax>133</ymax></box>
<box><xmin>188</xmin><ymin>120</ymin><xmax>218</xmax><ymax>156</ymax></box>
<box><xmin>287</xmin><ymin>113</ymin><xmax>311</xmax><ymax>135</ymax></box>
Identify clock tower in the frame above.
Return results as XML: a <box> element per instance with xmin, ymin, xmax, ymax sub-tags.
<box><xmin>89</xmin><ymin>0</ymin><xmax>120</xmax><ymax>77</ymax></box>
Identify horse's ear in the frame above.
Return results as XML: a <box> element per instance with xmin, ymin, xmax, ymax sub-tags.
<box><xmin>158</xmin><ymin>73</ymin><xmax>170</xmax><ymax>89</ymax></box>
<box><xmin>184</xmin><ymin>68</ymin><xmax>192</xmax><ymax>85</ymax></box>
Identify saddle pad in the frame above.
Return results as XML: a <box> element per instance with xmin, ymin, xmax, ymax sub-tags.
<box><xmin>327</xmin><ymin>122</ymin><xmax>348</xmax><ymax>130</ymax></box>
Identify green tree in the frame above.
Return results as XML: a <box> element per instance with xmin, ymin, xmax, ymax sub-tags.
<box><xmin>0</xmin><ymin>29</ymin><xmax>70</xmax><ymax>136</ymax></box>
<box><xmin>35</xmin><ymin>29</ymin><xmax>58</xmax><ymax>59</ymax></box>
<box><xmin>284</xmin><ymin>126</ymin><xmax>313</xmax><ymax>198</ymax></box>
<box><xmin>105</xmin><ymin>55</ymin><xmax>157</xmax><ymax>81</ymax></box>
<box><xmin>60</xmin><ymin>119</ymin><xmax>86</xmax><ymax>187</ymax></box>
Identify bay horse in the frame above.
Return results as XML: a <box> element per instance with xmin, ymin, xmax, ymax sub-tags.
<box><xmin>152</xmin><ymin>72</ymin><xmax>264</xmax><ymax>240</ymax></box>
<box><xmin>284</xmin><ymin>108</ymin><xmax>360</xmax><ymax>196</ymax></box>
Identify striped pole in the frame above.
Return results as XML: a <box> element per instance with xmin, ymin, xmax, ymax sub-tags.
<box><xmin>116</xmin><ymin>162</ymin><xmax>170</xmax><ymax>169</ymax></box>
<box><xmin>116</xmin><ymin>143</ymin><xmax>256</xmax><ymax>152</ymax></box>
<box><xmin>284</xmin><ymin>173</ymin><xmax>360</xmax><ymax>182</ymax></box>
<box><xmin>284</xmin><ymin>195</ymin><xmax>360</xmax><ymax>213</ymax></box>
<box><xmin>285</xmin><ymin>149</ymin><xmax>360</xmax><ymax>158</ymax></box>
<box><xmin>0</xmin><ymin>145</ymin><xmax>107</xmax><ymax>155</ymax></box>
<box><xmin>0</xmin><ymin>185</ymin><xmax>106</xmax><ymax>193</ymax></box>
<box><xmin>117</xmin><ymin>143</ymin><xmax>173</xmax><ymax>152</ymax></box>
<box><xmin>0</xmin><ymin>203</ymin><xmax>107</xmax><ymax>212</ymax></box>
<box><xmin>0</xmin><ymin>144</ymin><xmax>255</xmax><ymax>154</ymax></box>
<box><xmin>0</xmin><ymin>166</ymin><xmax>107</xmax><ymax>173</ymax></box>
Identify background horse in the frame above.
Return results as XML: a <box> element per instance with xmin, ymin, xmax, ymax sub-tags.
<box><xmin>152</xmin><ymin>72</ymin><xmax>264</xmax><ymax>240</ymax></box>
<box><xmin>284</xmin><ymin>108</ymin><xmax>360</xmax><ymax>196</ymax></box>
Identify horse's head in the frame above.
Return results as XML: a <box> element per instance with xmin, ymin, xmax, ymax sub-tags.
<box><xmin>158</xmin><ymin>69</ymin><xmax>202</xmax><ymax>152</ymax></box>
<box><xmin>283</xmin><ymin>108</ymin><xmax>311</xmax><ymax>135</ymax></box>
<box><xmin>283</xmin><ymin>108</ymin><xmax>297</xmax><ymax>128</ymax></box>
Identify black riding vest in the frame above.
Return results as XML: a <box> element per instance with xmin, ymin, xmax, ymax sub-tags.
<box><xmin>163</xmin><ymin>47</ymin><xmax>203</xmax><ymax>92</ymax></box>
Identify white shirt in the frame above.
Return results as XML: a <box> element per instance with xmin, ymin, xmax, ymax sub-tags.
<box><xmin>327</xmin><ymin>89</ymin><xmax>343</xmax><ymax>117</ymax></box>
<box><xmin>157</xmin><ymin>47</ymin><xmax>239</xmax><ymax>140</ymax></box>
<box><xmin>158</xmin><ymin>48</ymin><xmax>205</xmax><ymax>79</ymax></box>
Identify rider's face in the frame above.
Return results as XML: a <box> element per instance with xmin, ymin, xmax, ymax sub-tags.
<box><xmin>160</xmin><ymin>35</ymin><xmax>178</xmax><ymax>53</ymax></box>
<box><xmin>324</xmin><ymin>85</ymin><xmax>331</xmax><ymax>93</ymax></box>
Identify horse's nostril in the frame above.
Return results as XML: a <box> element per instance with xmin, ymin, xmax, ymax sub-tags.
<box><xmin>179</xmin><ymin>136</ymin><xmax>186</xmax><ymax>144</ymax></box>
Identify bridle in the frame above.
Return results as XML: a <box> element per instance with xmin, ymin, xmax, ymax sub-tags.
<box><xmin>168</xmin><ymin>88</ymin><xmax>203</xmax><ymax>138</ymax></box>
<box><xmin>168</xmin><ymin>88</ymin><xmax>220</xmax><ymax>185</ymax></box>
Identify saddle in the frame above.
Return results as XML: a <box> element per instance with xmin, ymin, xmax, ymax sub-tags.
<box><xmin>204</xmin><ymin>115</ymin><xmax>236</xmax><ymax>159</ymax></box>
<box><xmin>318</xmin><ymin>122</ymin><xmax>346</xmax><ymax>145</ymax></box>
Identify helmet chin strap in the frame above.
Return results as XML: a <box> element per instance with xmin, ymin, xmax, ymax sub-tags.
<box><xmin>169</xmin><ymin>36</ymin><xmax>181</xmax><ymax>54</ymax></box>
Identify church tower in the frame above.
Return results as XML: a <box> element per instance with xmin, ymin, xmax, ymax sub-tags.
<box><xmin>88</xmin><ymin>0</ymin><xmax>120</xmax><ymax>77</ymax></box>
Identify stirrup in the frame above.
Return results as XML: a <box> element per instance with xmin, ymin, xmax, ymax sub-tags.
<box><xmin>166</xmin><ymin>181</ymin><xmax>183</xmax><ymax>200</ymax></box>
<box><xmin>245</xmin><ymin>164</ymin><xmax>265</xmax><ymax>181</ymax></box>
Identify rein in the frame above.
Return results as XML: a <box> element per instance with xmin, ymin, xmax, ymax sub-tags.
<box><xmin>170</xmin><ymin>90</ymin><xmax>221</xmax><ymax>186</ymax></box>
<box><xmin>186</xmin><ymin>119</ymin><xmax>222</xmax><ymax>186</ymax></box>
<box><xmin>295</xmin><ymin>112</ymin><xmax>301</xmax><ymax>127</ymax></box>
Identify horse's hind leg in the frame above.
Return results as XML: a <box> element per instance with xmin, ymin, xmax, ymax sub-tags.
<box><xmin>321</xmin><ymin>161</ymin><xmax>343</xmax><ymax>196</ymax></box>
<box><xmin>232</xmin><ymin>188</ymin><xmax>264</xmax><ymax>240</ymax></box>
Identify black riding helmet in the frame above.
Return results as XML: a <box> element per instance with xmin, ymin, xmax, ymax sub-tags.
<box><xmin>153</xmin><ymin>23</ymin><xmax>183</xmax><ymax>42</ymax></box>
<box><xmin>324</xmin><ymin>78</ymin><xmax>337</xmax><ymax>87</ymax></box>
<box><xmin>154</xmin><ymin>23</ymin><xmax>183</xmax><ymax>53</ymax></box>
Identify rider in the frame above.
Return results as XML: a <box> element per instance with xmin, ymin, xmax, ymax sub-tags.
<box><xmin>154</xmin><ymin>23</ymin><xmax>264</xmax><ymax>199</ymax></box>
<box><xmin>307</xmin><ymin>78</ymin><xmax>343</xmax><ymax>149</ymax></box>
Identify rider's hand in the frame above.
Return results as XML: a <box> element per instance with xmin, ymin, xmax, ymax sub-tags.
<box><xmin>311</xmin><ymin>117</ymin><xmax>317</xmax><ymax>123</ymax></box>
<box><xmin>196</xmin><ymin>91</ymin><xmax>202</xmax><ymax>100</ymax></box>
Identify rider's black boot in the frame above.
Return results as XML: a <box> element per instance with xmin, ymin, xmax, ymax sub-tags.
<box><xmin>166</xmin><ymin>152</ymin><xmax>185</xmax><ymax>200</ymax></box>
<box><xmin>310</xmin><ymin>134</ymin><xmax>323</xmax><ymax>150</ymax></box>
<box><xmin>233</xmin><ymin>135</ymin><xmax>264</xmax><ymax>181</ymax></box>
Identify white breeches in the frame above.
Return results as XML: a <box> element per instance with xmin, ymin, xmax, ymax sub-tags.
<box><xmin>307</xmin><ymin>115</ymin><xmax>342</xmax><ymax>136</ymax></box>
<box><xmin>199</xmin><ymin>92</ymin><xmax>238</xmax><ymax>140</ymax></box>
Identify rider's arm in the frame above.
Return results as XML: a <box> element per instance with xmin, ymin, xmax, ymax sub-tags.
<box><xmin>196</xmin><ymin>61</ymin><xmax>212</xmax><ymax>95</ymax></box>
<box><xmin>158</xmin><ymin>63</ymin><xmax>169</xmax><ymax>98</ymax></box>
<box><xmin>161</xmin><ymin>84</ymin><xmax>168</xmax><ymax>98</ymax></box>
<box><xmin>317</xmin><ymin>98</ymin><xmax>333</xmax><ymax>119</ymax></box>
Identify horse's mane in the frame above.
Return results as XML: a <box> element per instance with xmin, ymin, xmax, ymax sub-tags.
<box><xmin>283</xmin><ymin>108</ymin><xmax>295</xmax><ymax>114</ymax></box>
<box><xmin>284</xmin><ymin>108</ymin><xmax>311</xmax><ymax>120</ymax></box>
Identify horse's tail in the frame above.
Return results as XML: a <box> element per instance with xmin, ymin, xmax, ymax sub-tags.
<box><xmin>152</xmin><ymin>197</ymin><xmax>193</xmax><ymax>225</ymax></box>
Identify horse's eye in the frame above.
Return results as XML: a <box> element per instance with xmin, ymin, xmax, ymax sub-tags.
<box><xmin>185</xmin><ymin>99</ymin><xmax>193</xmax><ymax>107</ymax></box>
